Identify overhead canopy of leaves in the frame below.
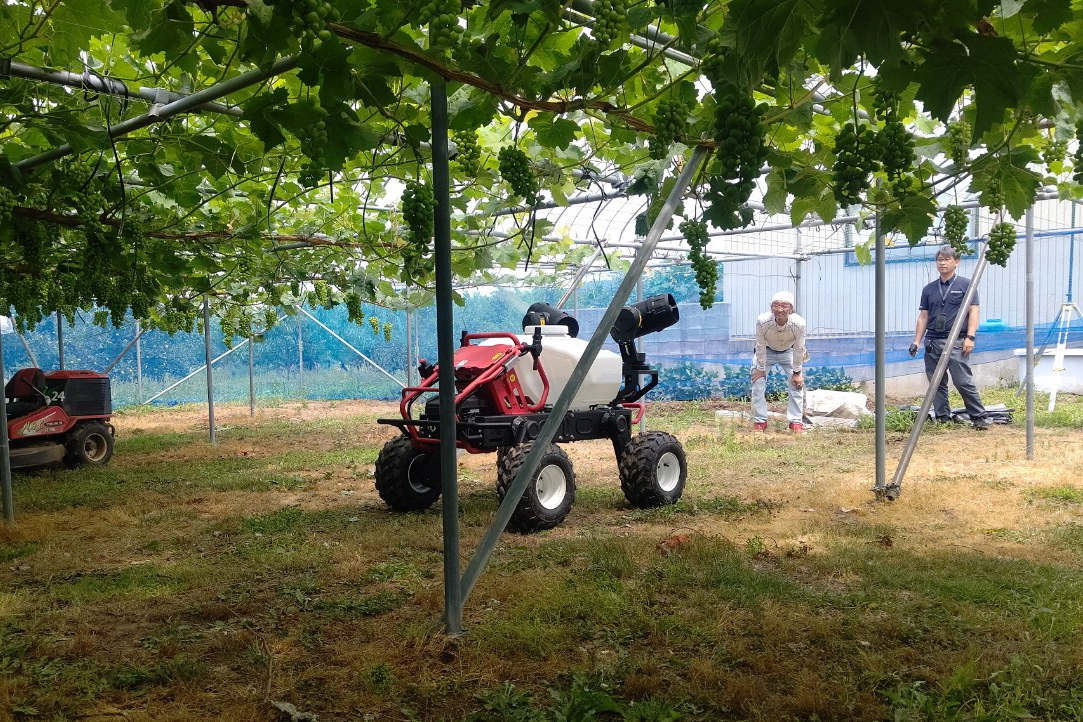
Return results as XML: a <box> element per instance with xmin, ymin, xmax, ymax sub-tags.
<box><xmin>1</xmin><ymin>0</ymin><xmax>1081</xmax><ymax>329</ymax></box>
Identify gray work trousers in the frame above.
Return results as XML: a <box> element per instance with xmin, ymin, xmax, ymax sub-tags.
<box><xmin>923</xmin><ymin>337</ymin><xmax>987</xmax><ymax>422</ymax></box>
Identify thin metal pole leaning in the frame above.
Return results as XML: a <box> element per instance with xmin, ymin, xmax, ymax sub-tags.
<box><xmin>885</xmin><ymin>241</ymin><xmax>990</xmax><ymax>499</ymax></box>
<box><xmin>459</xmin><ymin>145</ymin><xmax>708</xmax><ymax>607</ymax></box>
<box><xmin>873</xmin><ymin>215</ymin><xmax>886</xmax><ymax>498</ymax></box>
<box><xmin>14</xmin><ymin>54</ymin><xmax>301</xmax><ymax>171</ymax></box>
<box><xmin>203</xmin><ymin>296</ymin><xmax>216</xmax><ymax>445</ymax></box>
<box><xmin>431</xmin><ymin>77</ymin><xmax>462</xmax><ymax>635</ymax></box>
<box><xmin>1026</xmin><ymin>208</ymin><xmax>1035</xmax><ymax>460</ymax></box>
<box><xmin>294</xmin><ymin>305</ymin><xmax>405</xmax><ymax>388</ymax></box>
<box><xmin>142</xmin><ymin>339</ymin><xmax>248</xmax><ymax>404</ymax></box>
<box><xmin>56</xmin><ymin>311</ymin><xmax>64</xmax><ymax>370</ymax></box>
<box><xmin>104</xmin><ymin>324</ymin><xmax>149</xmax><ymax>373</ymax></box>
<box><xmin>15</xmin><ymin>333</ymin><xmax>38</xmax><ymax>368</ymax></box>
<box><xmin>3</xmin><ymin>60</ymin><xmax>242</xmax><ymax>116</ymax></box>
<box><xmin>135</xmin><ymin>321</ymin><xmax>143</xmax><ymax>403</ymax></box>
<box><xmin>1</xmin><ymin>330</ymin><xmax>14</xmax><ymax>522</ymax></box>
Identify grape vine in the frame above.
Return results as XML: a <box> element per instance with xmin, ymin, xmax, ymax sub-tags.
<box><xmin>418</xmin><ymin>0</ymin><xmax>463</xmax><ymax>51</ymax></box>
<box><xmin>401</xmin><ymin>181</ymin><xmax>436</xmax><ymax>281</ymax></box>
<box><xmin>946</xmin><ymin>121</ymin><xmax>970</xmax><ymax>169</ymax></box>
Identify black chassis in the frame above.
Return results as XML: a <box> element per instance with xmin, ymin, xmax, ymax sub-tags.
<box><xmin>377</xmin><ymin>404</ymin><xmax>637</xmax><ymax>457</ymax></box>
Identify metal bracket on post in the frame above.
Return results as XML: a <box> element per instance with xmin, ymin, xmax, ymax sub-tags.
<box><xmin>881</xmin><ymin>241</ymin><xmax>990</xmax><ymax>501</ymax></box>
<box><xmin>458</xmin><ymin>145</ymin><xmax>709</xmax><ymax>609</ymax></box>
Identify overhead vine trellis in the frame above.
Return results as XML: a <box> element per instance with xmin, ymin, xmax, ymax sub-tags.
<box><xmin>3</xmin><ymin>0</ymin><xmax>1083</xmax><ymax>626</ymax></box>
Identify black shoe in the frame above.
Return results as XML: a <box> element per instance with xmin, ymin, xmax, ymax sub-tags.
<box><xmin>972</xmin><ymin>418</ymin><xmax>991</xmax><ymax>430</ymax></box>
<box><xmin>934</xmin><ymin>416</ymin><xmax>952</xmax><ymax>424</ymax></box>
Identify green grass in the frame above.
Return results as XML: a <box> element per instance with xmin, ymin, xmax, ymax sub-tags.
<box><xmin>1029</xmin><ymin>485</ymin><xmax>1083</xmax><ymax>504</ymax></box>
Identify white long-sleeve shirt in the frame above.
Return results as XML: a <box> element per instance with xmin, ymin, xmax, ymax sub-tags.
<box><xmin>754</xmin><ymin>311</ymin><xmax>808</xmax><ymax>373</ymax></box>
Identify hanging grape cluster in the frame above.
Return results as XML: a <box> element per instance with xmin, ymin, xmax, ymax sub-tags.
<box><xmin>382</xmin><ymin>321</ymin><xmax>393</xmax><ymax>341</ymax></box>
<box><xmin>701</xmin><ymin>87</ymin><xmax>767</xmax><ymax>228</ymax></box>
<box><xmin>1073</xmin><ymin>122</ymin><xmax>1083</xmax><ymax>185</ymax></box>
<box><xmin>368</xmin><ymin>315</ymin><xmax>380</xmax><ymax>334</ymax></box>
<box><xmin>401</xmin><ymin>181</ymin><xmax>435</xmax><ymax>281</ymax></box>
<box><xmin>287</xmin><ymin>0</ymin><xmax>340</xmax><ymax>52</ymax></box>
<box><xmin>498</xmin><ymin>147</ymin><xmax>540</xmax><ymax>205</ymax></box>
<box><xmin>984</xmin><ymin>183</ymin><xmax>1005</xmax><ymax>213</ymax></box>
<box><xmin>345</xmin><ymin>292</ymin><xmax>364</xmax><ymax>325</ymax></box>
<box><xmin>452</xmin><ymin>130</ymin><xmax>482</xmax><ymax>176</ymax></box>
<box><xmin>943</xmin><ymin>205</ymin><xmax>970</xmax><ymax>258</ymax></box>
<box><xmin>1044</xmin><ymin>139</ymin><xmax>1067</xmax><ymax>167</ymax></box>
<box><xmin>871</xmin><ymin>83</ymin><xmax>915</xmax><ymax>188</ymax></box>
<box><xmin>418</xmin><ymin>0</ymin><xmax>462</xmax><ymax>50</ymax></box>
<box><xmin>0</xmin><ymin>186</ymin><xmax>13</xmax><ymax>226</ymax></box>
<box><xmin>832</xmin><ymin>123</ymin><xmax>881</xmax><ymax>206</ymax></box>
<box><xmin>679</xmin><ymin>219</ymin><xmax>717</xmax><ymax>309</ymax></box>
<box><xmin>987</xmin><ymin>222</ymin><xmax>1016</xmax><ymax>267</ymax></box>
<box><xmin>649</xmin><ymin>96</ymin><xmax>692</xmax><ymax>159</ymax></box>
<box><xmin>312</xmin><ymin>279</ymin><xmax>336</xmax><ymax>309</ymax></box>
<box><xmin>591</xmin><ymin>0</ymin><xmax>627</xmax><ymax>48</ymax></box>
<box><xmin>946</xmin><ymin>121</ymin><xmax>970</xmax><ymax>169</ymax></box>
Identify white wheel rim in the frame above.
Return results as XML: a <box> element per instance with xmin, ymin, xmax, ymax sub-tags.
<box><xmin>656</xmin><ymin>451</ymin><xmax>681</xmax><ymax>492</ymax></box>
<box><xmin>407</xmin><ymin>456</ymin><xmax>433</xmax><ymax>494</ymax></box>
<box><xmin>84</xmin><ymin>433</ymin><xmax>108</xmax><ymax>462</ymax></box>
<box><xmin>535</xmin><ymin>464</ymin><xmax>567</xmax><ymax>510</ymax></box>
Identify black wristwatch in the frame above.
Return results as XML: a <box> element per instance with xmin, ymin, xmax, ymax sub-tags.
<box><xmin>963</xmin><ymin>334</ymin><xmax>975</xmax><ymax>341</ymax></box>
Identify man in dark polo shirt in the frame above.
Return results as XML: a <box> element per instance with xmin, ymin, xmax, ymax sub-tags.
<box><xmin>909</xmin><ymin>245</ymin><xmax>990</xmax><ymax>429</ymax></box>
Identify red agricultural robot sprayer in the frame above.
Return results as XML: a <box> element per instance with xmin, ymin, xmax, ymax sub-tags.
<box><xmin>376</xmin><ymin>293</ymin><xmax>687</xmax><ymax>532</ymax></box>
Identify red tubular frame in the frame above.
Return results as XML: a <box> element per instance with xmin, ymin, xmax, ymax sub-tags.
<box><xmin>398</xmin><ymin>332</ymin><xmax>550</xmax><ymax>448</ymax></box>
<box><xmin>622</xmin><ymin>402</ymin><xmax>645</xmax><ymax>425</ymax></box>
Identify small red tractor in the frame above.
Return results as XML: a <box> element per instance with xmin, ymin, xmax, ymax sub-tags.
<box><xmin>376</xmin><ymin>294</ymin><xmax>687</xmax><ymax>532</ymax></box>
<box><xmin>4</xmin><ymin>368</ymin><xmax>115</xmax><ymax>470</ymax></box>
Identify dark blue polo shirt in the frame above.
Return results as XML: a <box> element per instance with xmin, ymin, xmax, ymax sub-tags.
<box><xmin>919</xmin><ymin>274</ymin><xmax>978</xmax><ymax>339</ymax></box>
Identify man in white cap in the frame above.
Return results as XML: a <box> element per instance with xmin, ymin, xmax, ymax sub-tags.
<box><xmin>750</xmin><ymin>291</ymin><xmax>808</xmax><ymax>432</ymax></box>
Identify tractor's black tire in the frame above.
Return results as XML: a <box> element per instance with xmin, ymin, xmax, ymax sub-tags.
<box><xmin>64</xmin><ymin>422</ymin><xmax>114</xmax><ymax>468</ymax></box>
<box><xmin>618</xmin><ymin>431</ymin><xmax>686</xmax><ymax>508</ymax></box>
<box><xmin>496</xmin><ymin>442</ymin><xmax>575</xmax><ymax>533</ymax></box>
<box><xmin>374</xmin><ymin>436</ymin><xmax>441</xmax><ymax>511</ymax></box>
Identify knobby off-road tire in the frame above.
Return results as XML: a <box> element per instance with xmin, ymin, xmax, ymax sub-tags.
<box><xmin>496</xmin><ymin>442</ymin><xmax>575</xmax><ymax>533</ymax></box>
<box><xmin>64</xmin><ymin>422</ymin><xmax>114</xmax><ymax>468</ymax></box>
<box><xmin>618</xmin><ymin>431</ymin><xmax>687</xmax><ymax>508</ymax></box>
<box><xmin>374</xmin><ymin>436</ymin><xmax>441</xmax><ymax>511</ymax></box>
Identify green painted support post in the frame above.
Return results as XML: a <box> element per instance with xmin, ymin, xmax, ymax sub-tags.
<box><xmin>1</xmin><ymin>329</ymin><xmax>13</xmax><ymax>522</ymax></box>
<box><xmin>431</xmin><ymin>77</ymin><xmax>462</xmax><ymax>635</ymax></box>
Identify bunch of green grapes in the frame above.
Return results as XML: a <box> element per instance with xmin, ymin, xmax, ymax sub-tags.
<box><xmin>1074</xmin><ymin>123</ymin><xmax>1083</xmax><ymax>185</ymax></box>
<box><xmin>289</xmin><ymin>0</ymin><xmax>339</xmax><ymax>52</ymax></box>
<box><xmin>295</xmin><ymin>105</ymin><xmax>329</xmax><ymax>162</ymax></box>
<box><xmin>986</xmin><ymin>222</ymin><xmax>1016</xmax><ymax>267</ymax></box>
<box><xmin>701</xmin><ymin>84</ymin><xmax>767</xmax><ymax>229</ymax></box>
<box><xmin>402</xmin><ymin>181</ymin><xmax>435</xmax><ymax>245</ymax></box>
<box><xmin>345</xmin><ymin>292</ymin><xmax>364</xmax><ymax>324</ymax></box>
<box><xmin>0</xmin><ymin>186</ymin><xmax>14</xmax><ymax>226</ymax></box>
<box><xmin>871</xmin><ymin>82</ymin><xmax>900</xmax><ymax>122</ymax></box>
<box><xmin>679</xmin><ymin>219</ymin><xmax>717</xmax><ymax>309</ymax></box>
<box><xmin>368</xmin><ymin>315</ymin><xmax>380</xmax><ymax>334</ymax></box>
<box><xmin>419</xmin><ymin>0</ymin><xmax>462</xmax><ymax>50</ymax></box>
<box><xmin>498</xmin><ymin>147</ymin><xmax>540</xmax><ymax>205</ymax></box>
<box><xmin>382</xmin><ymin>321</ymin><xmax>393</xmax><ymax>342</ymax></box>
<box><xmin>943</xmin><ymin>205</ymin><xmax>970</xmax><ymax>257</ymax></box>
<box><xmin>1044</xmin><ymin>139</ymin><xmax>1067</xmax><ymax>167</ymax></box>
<box><xmin>591</xmin><ymin>0</ymin><xmax>627</xmax><ymax>48</ymax></box>
<box><xmin>649</xmin><ymin>95</ymin><xmax>693</xmax><ymax>159</ymax></box>
<box><xmin>452</xmin><ymin>130</ymin><xmax>482</xmax><ymax>176</ymax></box>
<box><xmin>832</xmin><ymin>123</ymin><xmax>881</xmax><ymax>206</ymax></box>
<box><xmin>946</xmin><ymin>121</ymin><xmax>969</xmax><ymax>169</ymax></box>
<box><xmin>264</xmin><ymin>307</ymin><xmax>279</xmax><ymax>330</ymax></box>
<box><xmin>984</xmin><ymin>184</ymin><xmax>1005</xmax><ymax>213</ymax></box>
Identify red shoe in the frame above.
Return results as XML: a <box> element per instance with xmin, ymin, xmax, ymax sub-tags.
<box><xmin>788</xmin><ymin>422</ymin><xmax>805</xmax><ymax>434</ymax></box>
<box><xmin>752</xmin><ymin>422</ymin><xmax>768</xmax><ymax>431</ymax></box>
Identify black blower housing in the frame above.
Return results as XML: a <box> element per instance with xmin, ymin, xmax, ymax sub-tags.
<box><xmin>610</xmin><ymin>294</ymin><xmax>679</xmax><ymax>405</ymax></box>
<box><xmin>522</xmin><ymin>302</ymin><xmax>580</xmax><ymax>338</ymax></box>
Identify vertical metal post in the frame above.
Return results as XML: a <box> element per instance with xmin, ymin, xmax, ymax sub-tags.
<box><xmin>873</xmin><ymin>216</ymin><xmax>886</xmax><ymax>497</ymax></box>
<box><xmin>886</xmin><ymin>242</ymin><xmax>990</xmax><ymax>498</ymax></box>
<box><xmin>135</xmin><ymin>320</ymin><xmax>143</xmax><ymax>403</ymax></box>
<box><xmin>203</xmin><ymin>295</ymin><xmax>216</xmax><ymax>444</ymax></box>
<box><xmin>1025</xmin><ymin>208</ymin><xmax>1035</xmax><ymax>460</ymax></box>
<box><xmin>297</xmin><ymin>313</ymin><xmax>304</xmax><ymax>399</ymax></box>
<box><xmin>1069</xmin><ymin>202</ymin><xmax>1077</xmax><ymax>304</ymax></box>
<box><xmin>249</xmin><ymin>331</ymin><xmax>255</xmax><ymax>417</ymax></box>
<box><xmin>794</xmin><ymin>227</ymin><xmax>803</xmax><ymax>313</ymax></box>
<box><xmin>56</xmin><ymin>310</ymin><xmax>64</xmax><ymax>370</ymax></box>
<box><xmin>432</xmin><ymin>77</ymin><xmax>462</xmax><ymax>635</ymax></box>
<box><xmin>1</xmin><ymin>329</ymin><xmax>14</xmax><ymax>522</ymax></box>
<box><xmin>405</xmin><ymin>309</ymin><xmax>413</xmax><ymax>387</ymax></box>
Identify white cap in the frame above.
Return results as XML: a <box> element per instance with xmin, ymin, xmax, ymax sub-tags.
<box><xmin>771</xmin><ymin>291</ymin><xmax>795</xmax><ymax>308</ymax></box>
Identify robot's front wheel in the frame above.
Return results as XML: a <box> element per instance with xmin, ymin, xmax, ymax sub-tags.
<box><xmin>496</xmin><ymin>442</ymin><xmax>576</xmax><ymax>533</ymax></box>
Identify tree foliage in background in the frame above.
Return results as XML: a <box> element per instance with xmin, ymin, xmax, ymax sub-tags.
<box><xmin>2</xmin><ymin>0</ymin><xmax>1081</xmax><ymax>334</ymax></box>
